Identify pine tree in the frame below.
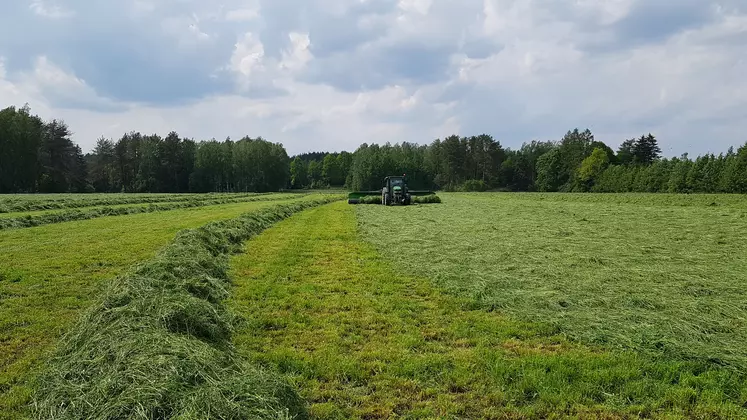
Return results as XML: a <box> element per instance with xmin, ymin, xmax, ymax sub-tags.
<box><xmin>632</xmin><ymin>134</ymin><xmax>662</xmax><ymax>165</ymax></box>
<box><xmin>617</xmin><ymin>138</ymin><xmax>636</xmax><ymax>165</ymax></box>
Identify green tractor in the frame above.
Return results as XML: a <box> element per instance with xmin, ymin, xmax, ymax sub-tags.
<box><xmin>348</xmin><ymin>175</ymin><xmax>436</xmax><ymax>205</ymax></box>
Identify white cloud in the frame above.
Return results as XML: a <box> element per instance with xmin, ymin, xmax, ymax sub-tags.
<box><xmin>230</xmin><ymin>33</ymin><xmax>266</xmax><ymax>80</ymax></box>
<box><xmin>279</xmin><ymin>32</ymin><xmax>313</xmax><ymax>72</ymax></box>
<box><xmin>131</xmin><ymin>0</ymin><xmax>155</xmax><ymax>15</ymax></box>
<box><xmin>0</xmin><ymin>59</ymin><xmax>23</xmax><ymax>102</ymax></box>
<box><xmin>29</xmin><ymin>0</ymin><xmax>75</xmax><ymax>19</ymax></box>
<box><xmin>398</xmin><ymin>0</ymin><xmax>433</xmax><ymax>15</ymax></box>
<box><xmin>225</xmin><ymin>8</ymin><xmax>260</xmax><ymax>21</ymax></box>
<box><xmin>161</xmin><ymin>15</ymin><xmax>212</xmax><ymax>47</ymax></box>
<box><xmin>572</xmin><ymin>0</ymin><xmax>634</xmax><ymax>25</ymax></box>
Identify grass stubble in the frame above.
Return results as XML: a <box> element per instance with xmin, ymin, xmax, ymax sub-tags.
<box><xmin>357</xmin><ymin>193</ymin><xmax>747</xmax><ymax>370</ymax></box>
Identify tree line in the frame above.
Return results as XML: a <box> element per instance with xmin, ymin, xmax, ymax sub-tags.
<box><xmin>1</xmin><ymin>104</ymin><xmax>745</xmax><ymax>194</ymax></box>
<box><xmin>292</xmin><ymin>130</ymin><xmax>747</xmax><ymax>194</ymax></box>
<box><xmin>0</xmin><ymin>105</ymin><xmax>89</xmax><ymax>193</ymax></box>
<box><xmin>0</xmin><ymin>105</ymin><xmax>290</xmax><ymax>193</ymax></box>
<box><xmin>89</xmin><ymin>132</ymin><xmax>289</xmax><ymax>193</ymax></box>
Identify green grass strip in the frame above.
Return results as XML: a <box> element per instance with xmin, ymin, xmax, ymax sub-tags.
<box><xmin>30</xmin><ymin>195</ymin><xmax>342</xmax><ymax>419</ymax></box>
<box><xmin>0</xmin><ymin>194</ymin><xmax>307</xmax><ymax>231</ymax></box>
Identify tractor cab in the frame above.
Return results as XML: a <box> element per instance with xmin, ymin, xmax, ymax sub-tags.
<box><xmin>389</xmin><ymin>176</ymin><xmax>404</xmax><ymax>190</ymax></box>
<box><xmin>382</xmin><ymin>175</ymin><xmax>411</xmax><ymax>206</ymax></box>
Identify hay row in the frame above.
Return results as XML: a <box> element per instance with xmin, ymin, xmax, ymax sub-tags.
<box><xmin>0</xmin><ymin>194</ymin><xmax>307</xmax><ymax>231</ymax></box>
<box><xmin>0</xmin><ymin>193</ymin><xmax>266</xmax><ymax>214</ymax></box>
<box><xmin>355</xmin><ymin>195</ymin><xmax>442</xmax><ymax>204</ymax></box>
<box><xmin>31</xmin><ymin>196</ymin><xmax>341</xmax><ymax>419</ymax></box>
<box><xmin>413</xmin><ymin>195</ymin><xmax>442</xmax><ymax>204</ymax></box>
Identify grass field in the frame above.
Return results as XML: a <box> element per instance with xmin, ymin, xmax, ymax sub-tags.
<box><xmin>357</xmin><ymin>193</ymin><xmax>747</xmax><ymax>370</ymax></box>
<box><xmin>1</xmin><ymin>191</ymin><xmax>745</xmax><ymax>418</ymax></box>
<box><xmin>229</xmin><ymin>198</ymin><xmax>746</xmax><ymax>418</ymax></box>
<box><xmin>0</xmin><ymin>193</ymin><xmax>324</xmax><ymax>418</ymax></box>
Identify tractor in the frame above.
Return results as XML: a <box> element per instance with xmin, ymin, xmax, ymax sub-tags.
<box><xmin>347</xmin><ymin>175</ymin><xmax>436</xmax><ymax>205</ymax></box>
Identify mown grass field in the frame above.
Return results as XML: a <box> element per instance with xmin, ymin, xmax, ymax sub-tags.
<box><xmin>0</xmin><ymin>192</ymin><xmax>325</xmax><ymax>418</ymax></box>
<box><xmin>1</xmin><ymin>191</ymin><xmax>745</xmax><ymax>419</ymax></box>
<box><xmin>358</xmin><ymin>193</ymin><xmax>747</xmax><ymax>370</ymax></box>
<box><xmin>230</xmin><ymin>194</ymin><xmax>746</xmax><ymax>419</ymax></box>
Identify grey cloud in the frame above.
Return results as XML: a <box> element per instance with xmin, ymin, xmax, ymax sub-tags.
<box><xmin>1</xmin><ymin>1</ymin><xmax>248</xmax><ymax>106</ymax></box>
<box><xmin>578</xmin><ymin>0</ymin><xmax>720</xmax><ymax>53</ymax></box>
<box><xmin>613</xmin><ymin>0</ymin><xmax>715</xmax><ymax>43</ymax></box>
<box><xmin>302</xmin><ymin>42</ymin><xmax>454</xmax><ymax>91</ymax></box>
<box><xmin>256</xmin><ymin>0</ymin><xmax>396</xmax><ymax>59</ymax></box>
<box><xmin>293</xmin><ymin>0</ymin><xmax>495</xmax><ymax>90</ymax></box>
<box><xmin>45</xmin><ymin>94</ymin><xmax>128</xmax><ymax>113</ymax></box>
<box><xmin>65</xmin><ymin>34</ymin><xmax>233</xmax><ymax>105</ymax></box>
<box><xmin>460</xmin><ymin>39</ymin><xmax>498</xmax><ymax>60</ymax></box>
<box><xmin>448</xmin><ymin>84</ymin><xmax>544</xmax><ymax>143</ymax></box>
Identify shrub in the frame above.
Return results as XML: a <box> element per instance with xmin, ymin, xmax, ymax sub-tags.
<box><xmin>460</xmin><ymin>180</ymin><xmax>489</xmax><ymax>192</ymax></box>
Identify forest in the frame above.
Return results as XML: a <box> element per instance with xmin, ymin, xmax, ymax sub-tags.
<box><xmin>1</xmin><ymin>104</ymin><xmax>746</xmax><ymax>194</ymax></box>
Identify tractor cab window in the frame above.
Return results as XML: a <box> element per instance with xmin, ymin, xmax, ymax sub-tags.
<box><xmin>390</xmin><ymin>178</ymin><xmax>404</xmax><ymax>187</ymax></box>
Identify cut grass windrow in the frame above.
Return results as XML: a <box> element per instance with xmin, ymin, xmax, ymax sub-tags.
<box><xmin>31</xmin><ymin>195</ymin><xmax>343</xmax><ymax>419</ymax></box>
<box><xmin>0</xmin><ymin>193</ymin><xmax>305</xmax><ymax>231</ymax></box>
<box><xmin>0</xmin><ymin>195</ymin><xmax>272</xmax><ymax>220</ymax></box>
<box><xmin>354</xmin><ymin>195</ymin><xmax>442</xmax><ymax>204</ymax></box>
<box><xmin>413</xmin><ymin>194</ymin><xmax>442</xmax><ymax>204</ymax></box>
<box><xmin>0</xmin><ymin>192</ymin><xmax>263</xmax><ymax>214</ymax></box>
<box><xmin>0</xmin><ymin>193</ymin><xmax>237</xmax><ymax>213</ymax></box>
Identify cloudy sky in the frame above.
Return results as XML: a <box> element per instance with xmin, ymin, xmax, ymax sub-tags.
<box><xmin>0</xmin><ymin>0</ymin><xmax>745</xmax><ymax>156</ymax></box>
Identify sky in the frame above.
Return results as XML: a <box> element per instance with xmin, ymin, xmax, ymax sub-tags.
<box><xmin>0</xmin><ymin>0</ymin><xmax>746</xmax><ymax>157</ymax></box>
